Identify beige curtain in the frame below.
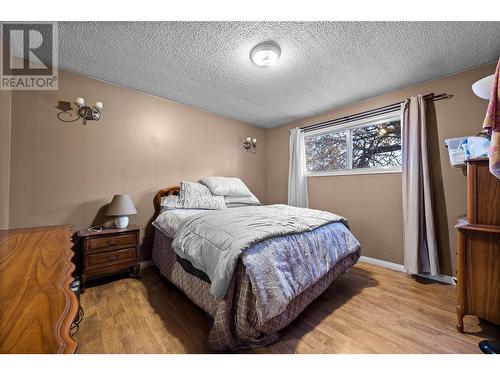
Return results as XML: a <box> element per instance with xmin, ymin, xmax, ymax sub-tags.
<box><xmin>288</xmin><ymin>128</ymin><xmax>309</xmax><ymax>208</ymax></box>
<box><xmin>401</xmin><ymin>96</ymin><xmax>439</xmax><ymax>276</ymax></box>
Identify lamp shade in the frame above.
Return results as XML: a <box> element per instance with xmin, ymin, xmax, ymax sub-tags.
<box><xmin>106</xmin><ymin>194</ymin><xmax>137</xmax><ymax>216</ymax></box>
<box><xmin>472</xmin><ymin>74</ymin><xmax>495</xmax><ymax>100</ymax></box>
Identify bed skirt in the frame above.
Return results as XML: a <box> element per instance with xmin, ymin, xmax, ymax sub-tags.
<box><xmin>152</xmin><ymin>229</ymin><xmax>360</xmax><ymax>351</ymax></box>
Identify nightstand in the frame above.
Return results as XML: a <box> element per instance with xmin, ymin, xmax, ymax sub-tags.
<box><xmin>77</xmin><ymin>225</ymin><xmax>141</xmax><ymax>293</ymax></box>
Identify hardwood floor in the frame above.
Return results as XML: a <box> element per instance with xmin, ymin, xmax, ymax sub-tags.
<box><xmin>76</xmin><ymin>262</ymin><xmax>499</xmax><ymax>354</ymax></box>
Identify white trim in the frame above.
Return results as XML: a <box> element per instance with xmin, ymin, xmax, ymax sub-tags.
<box><xmin>140</xmin><ymin>260</ymin><xmax>154</xmax><ymax>269</ymax></box>
<box><xmin>359</xmin><ymin>255</ymin><xmax>406</xmax><ymax>272</ymax></box>
<box><xmin>359</xmin><ymin>256</ymin><xmax>456</xmax><ymax>285</ymax></box>
<box><xmin>307</xmin><ymin>166</ymin><xmax>401</xmax><ymax>177</ymax></box>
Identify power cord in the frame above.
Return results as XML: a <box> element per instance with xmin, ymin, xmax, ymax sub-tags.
<box><xmin>71</xmin><ymin>306</ymin><xmax>84</xmax><ymax>337</ymax></box>
<box><xmin>87</xmin><ymin>225</ymin><xmax>104</xmax><ymax>233</ymax></box>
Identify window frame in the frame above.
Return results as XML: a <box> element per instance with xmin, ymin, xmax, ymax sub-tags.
<box><xmin>304</xmin><ymin>110</ymin><xmax>402</xmax><ymax>177</ymax></box>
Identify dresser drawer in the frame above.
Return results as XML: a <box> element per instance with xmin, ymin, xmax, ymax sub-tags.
<box><xmin>85</xmin><ymin>233</ymin><xmax>137</xmax><ymax>253</ymax></box>
<box><xmin>86</xmin><ymin>247</ymin><xmax>136</xmax><ymax>269</ymax></box>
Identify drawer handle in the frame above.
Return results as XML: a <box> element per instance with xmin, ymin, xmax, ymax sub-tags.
<box><xmin>107</xmin><ymin>240</ymin><xmax>118</xmax><ymax>247</ymax></box>
<box><xmin>106</xmin><ymin>255</ymin><xmax>118</xmax><ymax>262</ymax></box>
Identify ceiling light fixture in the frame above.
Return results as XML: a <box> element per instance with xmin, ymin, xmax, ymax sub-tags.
<box><xmin>250</xmin><ymin>41</ymin><xmax>281</xmax><ymax>67</ymax></box>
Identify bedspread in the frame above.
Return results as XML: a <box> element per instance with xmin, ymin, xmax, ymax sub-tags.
<box><xmin>152</xmin><ymin>230</ymin><xmax>361</xmax><ymax>351</ymax></box>
<box><xmin>171</xmin><ymin>204</ymin><xmax>346</xmax><ymax>298</ymax></box>
<box><xmin>242</xmin><ymin>222</ymin><xmax>360</xmax><ymax>322</ymax></box>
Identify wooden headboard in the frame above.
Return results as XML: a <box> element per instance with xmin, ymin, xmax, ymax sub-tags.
<box><xmin>153</xmin><ymin>185</ymin><xmax>180</xmax><ymax>216</ymax></box>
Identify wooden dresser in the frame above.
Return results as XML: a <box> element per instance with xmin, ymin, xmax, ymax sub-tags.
<box><xmin>456</xmin><ymin>158</ymin><xmax>500</xmax><ymax>332</ymax></box>
<box><xmin>0</xmin><ymin>225</ymin><xmax>78</xmax><ymax>353</ymax></box>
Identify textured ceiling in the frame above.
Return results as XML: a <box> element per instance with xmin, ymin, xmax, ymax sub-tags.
<box><xmin>15</xmin><ymin>22</ymin><xmax>500</xmax><ymax>127</ymax></box>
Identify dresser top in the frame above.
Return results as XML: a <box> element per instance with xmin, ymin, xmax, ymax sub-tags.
<box><xmin>0</xmin><ymin>225</ymin><xmax>78</xmax><ymax>353</ymax></box>
<box><xmin>466</xmin><ymin>157</ymin><xmax>489</xmax><ymax>163</ymax></box>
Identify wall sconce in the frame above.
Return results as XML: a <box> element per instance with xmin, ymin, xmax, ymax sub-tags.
<box><xmin>75</xmin><ymin>97</ymin><xmax>103</xmax><ymax>123</ymax></box>
<box><xmin>243</xmin><ymin>137</ymin><xmax>257</xmax><ymax>153</ymax></box>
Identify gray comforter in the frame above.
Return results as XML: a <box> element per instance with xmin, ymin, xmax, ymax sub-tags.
<box><xmin>172</xmin><ymin>204</ymin><xmax>353</xmax><ymax>300</ymax></box>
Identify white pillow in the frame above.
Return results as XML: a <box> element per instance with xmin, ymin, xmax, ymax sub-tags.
<box><xmin>160</xmin><ymin>195</ymin><xmax>183</xmax><ymax>213</ymax></box>
<box><xmin>178</xmin><ymin>181</ymin><xmax>225</xmax><ymax>210</ymax></box>
<box><xmin>224</xmin><ymin>194</ymin><xmax>261</xmax><ymax>207</ymax></box>
<box><xmin>200</xmin><ymin>176</ymin><xmax>252</xmax><ymax>197</ymax></box>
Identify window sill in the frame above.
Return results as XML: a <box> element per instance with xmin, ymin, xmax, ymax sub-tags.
<box><xmin>306</xmin><ymin>167</ymin><xmax>402</xmax><ymax>177</ymax></box>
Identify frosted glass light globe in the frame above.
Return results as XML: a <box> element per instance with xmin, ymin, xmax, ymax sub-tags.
<box><xmin>250</xmin><ymin>42</ymin><xmax>281</xmax><ymax>67</ymax></box>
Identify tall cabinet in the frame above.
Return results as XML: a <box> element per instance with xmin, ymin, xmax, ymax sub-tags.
<box><xmin>456</xmin><ymin>158</ymin><xmax>500</xmax><ymax>332</ymax></box>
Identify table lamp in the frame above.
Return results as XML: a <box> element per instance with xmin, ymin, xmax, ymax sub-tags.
<box><xmin>106</xmin><ymin>194</ymin><xmax>137</xmax><ymax>229</ymax></box>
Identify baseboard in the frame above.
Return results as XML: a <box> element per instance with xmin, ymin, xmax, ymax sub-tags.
<box><xmin>140</xmin><ymin>260</ymin><xmax>154</xmax><ymax>269</ymax></box>
<box><xmin>359</xmin><ymin>256</ymin><xmax>456</xmax><ymax>285</ymax></box>
<box><xmin>359</xmin><ymin>256</ymin><xmax>406</xmax><ymax>272</ymax></box>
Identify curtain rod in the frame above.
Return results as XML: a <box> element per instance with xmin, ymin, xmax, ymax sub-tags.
<box><xmin>293</xmin><ymin>93</ymin><xmax>453</xmax><ymax>134</ymax></box>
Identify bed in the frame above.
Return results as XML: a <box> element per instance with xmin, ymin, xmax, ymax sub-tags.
<box><xmin>151</xmin><ymin>185</ymin><xmax>361</xmax><ymax>351</ymax></box>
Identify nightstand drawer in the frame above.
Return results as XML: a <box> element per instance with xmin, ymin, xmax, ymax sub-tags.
<box><xmin>86</xmin><ymin>247</ymin><xmax>136</xmax><ymax>269</ymax></box>
<box><xmin>86</xmin><ymin>233</ymin><xmax>137</xmax><ymax>253</ymax></box>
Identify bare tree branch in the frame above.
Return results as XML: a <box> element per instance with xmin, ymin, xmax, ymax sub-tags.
<box><xmin>306</xmin><ymin>120</ymin><xmax>401</xmax><ymax>171</ymax></box>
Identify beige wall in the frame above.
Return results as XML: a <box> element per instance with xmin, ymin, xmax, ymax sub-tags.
<box><xmin>0</xmin><ymin>90</ymin><xmax>11</xmax><ymax>230</ymax></box>
<box><xmin>5</xmin><ymin>60</ymin><xmax>495</xmax><ymax>270</ymax></box>
<box><xmin>266</xmin><ymin>63</ymin><xmax>495</xmax><ymax>276</ymax></box>
<box><xmin>8</xmin><ymin>69</ymin><xmax>267</xmax><ymax>259</ymax></box>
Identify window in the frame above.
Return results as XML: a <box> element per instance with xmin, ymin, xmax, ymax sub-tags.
<box><xmin>304</xmin><ymin>112</ymin><xmax>401</xmax><ymax>176</ymax></box>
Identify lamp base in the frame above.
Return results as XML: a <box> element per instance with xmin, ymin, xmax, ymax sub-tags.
<box><xmin>114</xmin><ymin>216</ymin><xmax>129</xmax><ymax>229</ymax></box>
